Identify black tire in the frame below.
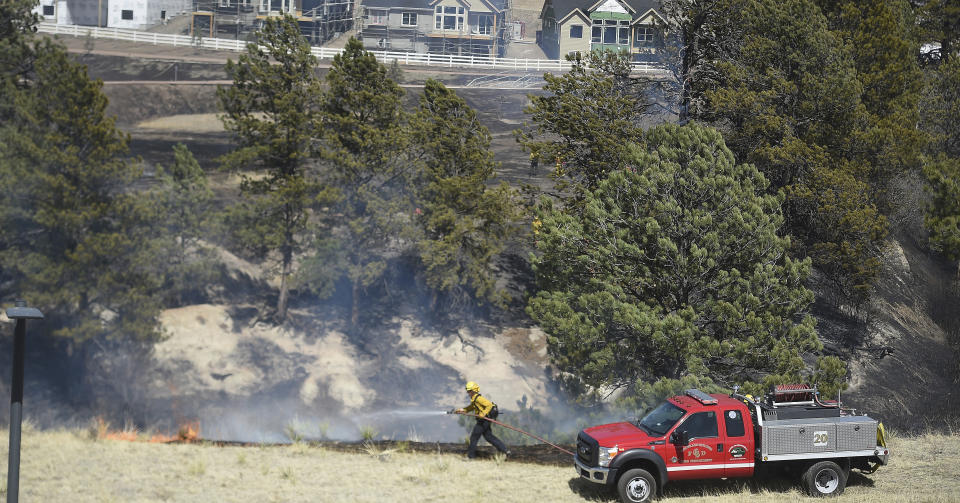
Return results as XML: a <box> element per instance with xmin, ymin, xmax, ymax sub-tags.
<box><xmin>802</xmin><ymin>460</ymin><xmax>847</xmax><ymax>497</ymax></box>
<box><xmin>617</xmin><ymin>468</ymin><xmax>657</xmax><ymax>503</ymax></box>
<box><xmin>839</xmin><ymin>458</ymin><xmax>851</xmax><ymax>480</ymax></box>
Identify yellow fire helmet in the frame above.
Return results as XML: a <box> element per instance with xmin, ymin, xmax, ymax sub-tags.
<box><xmin>465</xmin><ymin>381</ymin><xmax>480</xmax><ymax>392</ymax></box>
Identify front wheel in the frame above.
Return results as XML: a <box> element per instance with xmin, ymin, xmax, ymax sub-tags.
<box><xmin>617</xmin><ymin>468</ymin><xmax>657</xmax><ymax>503</ymax></box>
<box><xmin>802</xmin><ymin>460</ymin><xmax>847</xmax><ymax>497</ymax></box>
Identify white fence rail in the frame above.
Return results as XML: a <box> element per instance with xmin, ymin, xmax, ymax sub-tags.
<box><xmin>36</xmin><ymin>22</ymin><xmax>663</xmax><ymax>74</ymax></box>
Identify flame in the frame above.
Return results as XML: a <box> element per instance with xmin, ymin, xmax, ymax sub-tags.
<box><xmin>95</xmin><ymin>416</ymin><xmax>200</xmax><ymax>444</ymax></box>
<box><xmin>177</xmin><ymin>421</ymin><xmax>201</xmax><ymax>443</ymax></box>
<box><xmin>95</xmin><ymin>417</ymin><xmax>138</xmax><ymax>441</ymax></box>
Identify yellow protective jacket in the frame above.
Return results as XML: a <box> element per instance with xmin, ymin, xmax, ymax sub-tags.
<box><xmin>463</xmin><ymin>393</ymin><xmax>495</xmax><ymax>417</ymax></box>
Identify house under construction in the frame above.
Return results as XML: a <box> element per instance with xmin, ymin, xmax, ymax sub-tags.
<box><xmin>190</xmin><ymin>0</ymin><xmax>354</xmax><ymax>44</ymax></box>
<box><xmin>359</xmin><ymin>0</ymin><xmax>507</xmax><ymax>57</ymax></box>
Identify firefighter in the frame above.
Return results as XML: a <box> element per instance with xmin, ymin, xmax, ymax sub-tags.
<box><xmin>454</xmin><ymin>381</ymin><xmax>511</xmax><ymax>459</ymax></box>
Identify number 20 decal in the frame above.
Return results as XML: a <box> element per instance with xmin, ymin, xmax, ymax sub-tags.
<box><xmin>813</xmin><ymin>431</ymin><xmax>828</xmax><ymax>446</ymax></box>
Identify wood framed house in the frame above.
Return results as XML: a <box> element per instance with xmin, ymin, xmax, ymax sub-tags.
<box><xmin>35</xmin><ymin>0</ymin><xmax>190</xmax><ymax>28</ymax></box>
<box><xmin>360</xmin><ymin>0</ymin><xmax>506</xmax><ymax>56</ymax></box>
<box><xmin>539</xmin><ymin>0</ymin><xmax>663</xmax><ymax>61</ymax></box>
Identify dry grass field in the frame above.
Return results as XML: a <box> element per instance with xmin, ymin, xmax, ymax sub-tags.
<box><xmin>0</xmin><ymin>425</ymin><xmax>958</xmax><ymax>502</ymax></box>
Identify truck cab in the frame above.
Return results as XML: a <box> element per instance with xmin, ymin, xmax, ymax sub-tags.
<box><xmin>574</xmin><ymin>387</ymin><xmax>888</xmax><ymax>502</ymax></box>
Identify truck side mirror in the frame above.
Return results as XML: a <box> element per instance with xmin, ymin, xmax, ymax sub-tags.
<box><xmin>670</xmin><ymin>430</ymin><xmax>689</xmax><ymax>446</ymax></box>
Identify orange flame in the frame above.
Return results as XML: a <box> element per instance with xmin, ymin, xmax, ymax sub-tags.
<box><xmin>178</xmin><ymin>421</ymin><xmax>201</xmax><ymax>443</ymax></box>
<box><xmin>96</xmin><ymin>416</ymin><xmax>200</xmax><ymax>444</ymax></box>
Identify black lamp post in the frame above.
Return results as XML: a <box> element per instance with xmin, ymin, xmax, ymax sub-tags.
<box><xmin>6</xmin><ymin>300</ymin><xmax>43</xmax><ymax>503</ymax></box>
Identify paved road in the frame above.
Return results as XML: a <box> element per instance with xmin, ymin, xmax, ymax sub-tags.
<box><xmin>99</xmin><ymin>79</ymin><xmax>546</xmax><ymax>90</ymax></box>
<box><xmin>50</xmin><ymin>33</ymin><xmax>554</xmax><ymax>83</ymax></box>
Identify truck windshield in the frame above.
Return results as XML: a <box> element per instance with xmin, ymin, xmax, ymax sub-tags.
<box><xmin>637</xmin><ymin>402</ymin><xmax>686</xmax><ymax>436</ymax></box>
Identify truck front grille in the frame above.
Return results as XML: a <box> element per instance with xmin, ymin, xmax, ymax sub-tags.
<box><xmin>577</xmin><ymin>431</ymin><xmax>598</xmax><ymax>466</ymax></box>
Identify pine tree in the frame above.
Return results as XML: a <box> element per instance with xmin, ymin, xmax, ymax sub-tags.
<box><xmin>695</xmin><ymin>0</ymin><xmax>888</xmax><ymax>305</ymax></box>
<box><xmin>654</xmin><ymin>0</ymin><xmax>746</xmax><ymax>122</ymax></box>
<box><xmin>922</xmin><ymin>59</ymin><xmax>960</xmax><ymax>158</ymax></box>
<box><xmin>0</xmin><ymin>41</ymin><xmax>162</xmax><ymax>342</ymax></box>
<box><xmin>528</xmin><ymin>123</ymin><xmax>832</xmax><ymax>398</ymax></box>
<box><xmin>153</xmin><ymin>144</ymin><xmax>219</xmax><ymax>305</ymax></box>
<box><xmin>313</xmin><ymin>37</ymin><xmax>409</xmax><ymax>330</ymax></box>
<box><xmin>817</xmin><ymin>0</ymin><xmax>926</xmax><ymax>215</ymax></box>
<box><xmin>921</xmin><ymin>59</ymin><xmax>960</xmax><ymax>259</ymax></box>
<box><xmin>517</xmin><ymin>50</ymin><xmax>647</xmax><ymax>197</ymax></box>
<box><xmin>0</xmin><ymin>0</ymin><xmax>38</xmax><ymax>117</ymax></box>
<box><xmin>217</xmin><ymin>15</ymin><xmax>324</xmax><ymax>321</ymax></box>
<box><xmin>408</xmin><ymin>79</ymin><xmax>518</xmax><ymax>309</ymax></box>
<box><xmin>911</xmin><ymin>0</ymin><xmax>960</xmax><ymax>63</ymax></box>
<box><xmin>0</xmin><ymin>0</ymin><xmax>41</xmax><ymax>275</ymax></box>
<box><xmin>922</xmin><ymin>156</ymin><xmax>960</xmax><ymax>259</ymax></box>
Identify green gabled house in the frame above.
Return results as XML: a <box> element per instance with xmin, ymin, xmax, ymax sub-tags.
<box><xmin>539</xmin><ymin>0</ymin><xmax>664</xmax><ymax>61</ymax></box>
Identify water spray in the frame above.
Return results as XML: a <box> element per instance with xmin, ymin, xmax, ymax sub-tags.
<box><xmin>353</xmin><ymin>409</ymin><xmax>450</xmax><ymax>422</ymax></box>
<box><xmin>449</xmin><ymin>411</ymin><xmax>574</xmax><ymax>456</ymax></box>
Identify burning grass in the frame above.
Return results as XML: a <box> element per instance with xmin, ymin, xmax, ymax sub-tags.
<box><xmin>91</xmin><ymin>416</ymin><xmax>200</xmax><ymax>443</ymax></box>
<box><xmin>0</xmin><ymin>428</ymin><xmax>958</xmax><ymax>502</ymax></box>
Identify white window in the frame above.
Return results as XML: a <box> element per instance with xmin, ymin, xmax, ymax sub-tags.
<box><xmin>402</xmin><ymin>12</ymin><xmax>417</xmax><ymax>26</ymax></box>
<box><xmin>436</xmin><ymin>5</ymin><xmax>463</xmax><ymax>31</ymax></box>
<box><xmin>635</xmin><ymin>26</ymin><xmax>655</xmax><ymax>46</ymax></box>
<box><xmin>474</xmin><ymin>14</ymin><xmax>492</xmax><ymax>34</ymax></box>
<box><xmin>592</xmin><ymin>18</ymin><xmax>630</xmax><ymax>46</ymax></box>
<box><xmin>368</xmin><ymin>8</ymin><xmax>387</xmax><ymax>25</ymax></box>
<box><xmin>569</xmin><ymin>25</ymin><xmax>582</xmax><ymax>38</ymax></box>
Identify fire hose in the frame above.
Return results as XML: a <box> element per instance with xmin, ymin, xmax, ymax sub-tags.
<box><xmin>448</xmin><ymin>411</ymin><xmax>574</xmax><ymax>456</ymax></box>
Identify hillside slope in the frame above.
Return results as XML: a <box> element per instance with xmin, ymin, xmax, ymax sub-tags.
<box><xmin>833</xmin><ymin>234</ymin><xmax>959</xmax><ymax>429</ymax></box>
<box><xmin>142</xmin><ymin>231</ymin><xmax>959</xmax><ymax>444</ymax></box>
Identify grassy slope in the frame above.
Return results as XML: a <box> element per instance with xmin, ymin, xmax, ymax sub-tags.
<box><xmin>0</xmin><ymin>428</ymin><xmax>958</xmax><ymax>502</ymax></box>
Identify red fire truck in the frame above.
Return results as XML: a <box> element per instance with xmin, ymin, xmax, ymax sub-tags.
<box><xmin>574</xmin><ymin>386</ymin><xmax>888</xmax><ymax>502</ymax></box>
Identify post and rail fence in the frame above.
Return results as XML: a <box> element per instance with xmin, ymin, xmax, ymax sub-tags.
<box><xmin>36</xmin><ymin>22</ymin><xmax>664</xmax><ymax>75</ymax></box>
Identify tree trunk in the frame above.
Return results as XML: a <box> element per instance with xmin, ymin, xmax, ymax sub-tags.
<box><xmin>680</xmin><ymin>50</ymin><xmax>690</xmax><ymax>122</ymax></box>
<box><xmin>277</xmin><ymin>247</ymin><xmax>292</xmax><ymax>322</ymax></box>
<box><xmin>351</xmin><ymin>278</ymin><xmax>360</xmax><ymax>330</ymax></box>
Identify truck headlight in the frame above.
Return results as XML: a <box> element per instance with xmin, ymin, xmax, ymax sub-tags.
<box><xmin>597</xmin><ymin>446</ymin><xmax>619</xmax><ymax>467</ymax></box>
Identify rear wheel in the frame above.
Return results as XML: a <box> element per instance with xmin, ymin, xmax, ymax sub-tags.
<box><xmin>802</xmin><ymin>460</ymin><xmax>847</xmax><ymax>497</ymax></box>
<box><xmin>617</xmin><ymin>468</ymin><xmax>657</xmax><ymax>503</ymax></box>
<box><xmin>839</xmin><ymin>458</ymin><xmax>851</xmax><ymax>480</ymax></box>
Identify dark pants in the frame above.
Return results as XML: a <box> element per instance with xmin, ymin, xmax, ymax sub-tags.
<box><xmin>467</xmin><ymin>419</ymin><xmax>508</xmax><ymax>458</ymax></box>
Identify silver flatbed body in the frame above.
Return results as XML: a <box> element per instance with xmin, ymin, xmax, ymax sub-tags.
<box><xmin>759</xmin><ymin>414</ymin><xmax>880</xmax><ymax>462</ymax></box>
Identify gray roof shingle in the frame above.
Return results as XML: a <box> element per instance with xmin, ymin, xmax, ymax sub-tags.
<box><xmin>550</xmin><ymin>0</ymin><xmax>660</xmax><ymax>23</ymax></box>
<box><xmin>361</xmin><ymin>0</ymin><xmax>503</xmax><ymax>10</ymax></box>
<box><xmin>361</xmin><ymin>0</ymin><xmax>432</xmax><ymax>9</ymax></box>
